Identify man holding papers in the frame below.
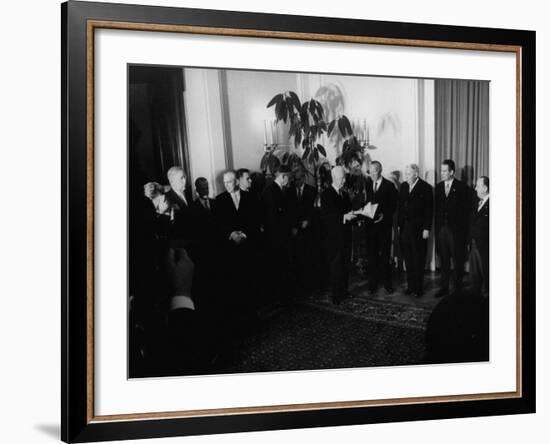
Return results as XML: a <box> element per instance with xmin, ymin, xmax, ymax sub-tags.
<box><xmin>359</xmin><ymin>161</ymin><xmax>398</xmax><ymax>294</ymax></box>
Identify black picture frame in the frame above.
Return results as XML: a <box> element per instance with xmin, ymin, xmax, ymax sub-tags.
<box><xmin>61</xmin><ymin>1</ymin><xmax>536</xmax><ymax>442</ymax></box>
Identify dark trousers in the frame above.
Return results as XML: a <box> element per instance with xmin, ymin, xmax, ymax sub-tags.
<box><xmin>469</xmin><ymin>240</ymin><xmax>489</xmax><ymax>297</ymax></box>
<box><xmin>400</xmin><ymin>224</ymin><xmax>427</xmax><ymax>294</ymax></box>
<box><xmin>326</xmin><ymin>244</ymin><xmax>351</xmax><ymax>302</ymax></box>
<box><xmin>366</xmin><ymin>224</ymin><xmax>393</xmax><ymax>290</ymax></box>
<box><xmin>289</xmin><ymin>228</ymin><xmax>314</xmax><ymax>291</ymax></box>
<box><xmin>436</xmin><ymin>224</ymin><xmax>466</xmax><ymax>290</ymax></box>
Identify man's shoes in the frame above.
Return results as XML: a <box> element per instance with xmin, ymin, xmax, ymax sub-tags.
<box><xmin>367</xmin><ymin>287</ymin><xmax>377</xmax><ymax>296</ymax></box>
<box><xmin>434</xmin><ymin>288</ymin><xmax>449</xmax><ymax>299</ymax></box>
<box><xmin>415</xmin><ymin>291</ymin><xmax>423</xmax><ymax>299</ymax></box>
<box><xmin>404</xmin><ymin>288</ymin><xmax>415</xmax><ymax>295</ymax></box>
<box><xmin>384</xmin><ymin>286</ymin><xmax>394</xmax><ymax>294</ymax></box>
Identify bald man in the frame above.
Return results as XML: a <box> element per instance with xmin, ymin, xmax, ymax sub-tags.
<box><xmin>397</xmin><ymin>164</ymin><xmax>433</xmax><ymax>298</ymax></box>
<box><xmin>320</xmin><ymin>166</ymin><xmax>357</xmax><ymax>304</ymax></box>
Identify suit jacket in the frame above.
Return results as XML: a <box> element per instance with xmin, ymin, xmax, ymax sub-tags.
<box><xmin>469</xmin><ymin>197</ymin><xmax>489</xmax><ymax>254</ymax></box>
<box><xmin>165</xmin><ymin>188</ymin><xmax>194</xmax><ymax>241</ymax></box>
<box><xmin>286</xmin><ymin>183</ymin><xmax>317</xmax><ymax>229</ymax></box>
<box><xmin>212</xmin><ymin>190</ymin><xmax>259</xmax><ymax>245</ymax></box>
<box><xmin>262</xmin><ymin>181</ymin><xmax>291</xmax><ymax>244</ymax></box>
<box><xmin>398</xmin><ymin>178</ymin><xmax>434</xmax><ymax>232</ymax></box>
<box><xmin>190</xmin><ymin>197</ymin><xmax>215</xmax><ymax>243</ymax></box>
<box><xmin>434</xmin><ymin>178</ymin><xmax>471</xmax><ymax>237</ymax></box>
<box><xmin>365</xmin><ymin>177</ymin><xmax>398</xmax><ymax>230</ymax></box>
<box><xmin>320</xmin><ymin>186</ymin><xmax>352</xmax><ymax>257</ymax></box>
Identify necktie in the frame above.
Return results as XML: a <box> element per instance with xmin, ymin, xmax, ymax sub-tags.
<box><xmin>203</xmin><ymin>198</ymin><xmax>210</xmax><ymax>210</ymax></box>
<box><xmin>374</xmin><ymin>181</ymin><xmax>378</xmax><ymax>193</ymax></box>
<box><xmin>297</xmin><ymin>187</ymin><xmax>302</xmax><ymax>201</ymax></box>
<box><xmin>232</xmin><ymin>192</ymin><xmax>239</xmax><ymax>209</ymax></box>
<box><xmin>478</xmin><ymin>199</ymin><xmax>485</xmax><ymax>211</ymax></box>
<box><xmin>445</xmin><ymin>182</ymin><xmax>450</xmax><ymax>197</ymax></box>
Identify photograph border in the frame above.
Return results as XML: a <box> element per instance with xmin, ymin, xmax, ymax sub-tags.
<box><xmin>62</xmin><ymin>1</ymin><xmax>535</xmax><ymax>442</ymax></box>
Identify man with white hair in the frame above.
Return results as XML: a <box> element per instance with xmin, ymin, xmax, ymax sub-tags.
<box><xmin>212</xmin><ymin>170</ymin><xmax>260</xmax><ymax>322</ymax></box>
<box><xmin>397</xmin><ymin>164</ymin><xmax>433</xmax><ymax>298</ymax></box>
<box><xmin>320</xmin><ymin>165</ymin><xmax>357</xmax><ymax>304</ymax></box>
<box><xmin>165</xmin><ymin>166</ymin><xmax>194</xmax><ymax>242</ymax></box>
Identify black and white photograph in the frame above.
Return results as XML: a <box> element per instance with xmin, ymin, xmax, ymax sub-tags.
<box><xmin>128</xmin><ymin>65</ymin><xmax>490</xmax><ymax>378</ymax></box>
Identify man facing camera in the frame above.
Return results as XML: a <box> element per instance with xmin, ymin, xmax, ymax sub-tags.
<box><xmin>286</xmin><ymin>167</ymin><xmax>317</xmax><ymax>290</ymax></box>
<box><xmin>398</xmin><ymin>164</ymin><xmax>433</xmax><ymax>298</ymax></box>
<box><xmin>262</xmin><ymin>165</ymin><xmax>293</xmax><ymax>303</ymax></box>
<box><xmin>434</xmin><ymin>159</ymin><xmax>471</xmax><ymax>298</ymax></box>
<box><xmin>320</xmin><ymin>166</ymin><xmax>357</xmax><ymax>304</ymax></box>
<box><xmin>212</xmin><ymin>171</ymin><xmax>260</xmax><ymax>315</ymax></box>
<box><xmin>364</xmin><ymin>161</ymin><xmax>398</xmax><ymax>294</ymax></box>
<box><xmin>165</xmin><ymin>166</ymin><xmax>194</xmax><ymax>244</ymax></box>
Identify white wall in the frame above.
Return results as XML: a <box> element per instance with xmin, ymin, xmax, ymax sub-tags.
<box><xmin>1</xmin><ymin>1</ymin><xmax>548</xmax><ymax>444</ymax></box>
<box><xmin>187</xmin><ymin>68</ymin><xmax>435</xmax><ymax>185</ymax></box>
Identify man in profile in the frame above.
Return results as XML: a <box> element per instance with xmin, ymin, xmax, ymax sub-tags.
<box><xmin>398</xmin><ymin>164</ymin><xmax>433</xmax><ymax>298</ymax></box>
<box><xmin>320</xmin><ymin>166</ymin><xmax>357</xmax><ymax>304</ymax></box>
<box><xmin>469</xmin><ymin>176</ymin><xmax>490</xmax><ymax>297</ymax></box>
<box><xmin>237</xmin><ymin>168</ymin><xmax>252</xmax><ymax>193</ymax></box>
<box><xmin>364</xmin><ymin>161</ymin><xmax>398</xmax><ymax>294</ymax></box>
<box><xmin>434</xmin><ymin>159</ymin><xmax>471</xmax><ymax>298</ymax></box>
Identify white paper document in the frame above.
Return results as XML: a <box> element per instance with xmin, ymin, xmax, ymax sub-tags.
<box><xmin>353</xmin><ymin>202</ymin><xmax>378</xmax><ymax>219</ymax></box>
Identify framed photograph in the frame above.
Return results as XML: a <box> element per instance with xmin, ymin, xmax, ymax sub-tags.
<box><xmin>62</xmin><ymin>0</ymin><xmax>535</xmax><ymax>442</ymax></box>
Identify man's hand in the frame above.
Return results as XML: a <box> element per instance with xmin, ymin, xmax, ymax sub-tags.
<box><xmin>291</xmin><ymin>227</ymin><xmax>299</xmax><ymax>236</ymax></box>
<box><xmin>301</xmin><ymin>220</ymin><xmax>310</xmax><ymax>230</ymax></box>
<box><xmin>229</xmin><ymin>231</ymin><xmax>246</xmax><ymax>244</ymax></box>
<box><xmin>422</xmin><ymin>229</ymin><xmax>430</xmax><ymax>239</ymax></box>
<box><xmin>165</xmin><ymin>247</ymin><xmax>194</xmax><ymax>297</ymax></box>
<box><xmin>344</xmin><ymin>212</ymin><xmax>357</xmax><ymax>223</ymax></box>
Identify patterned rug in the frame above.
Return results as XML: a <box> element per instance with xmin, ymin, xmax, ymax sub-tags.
<box><xmin>302</xmin><ymin>291</ymin><xmax>432</xmax><ymax>330</ymax></box>
<box><xmin>220</xmin><ymin>300</ymin><xmax>429</xmax><ymax>374</ymax></box>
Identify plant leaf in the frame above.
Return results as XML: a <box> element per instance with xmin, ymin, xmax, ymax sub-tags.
<box><xmin>288</xmin><ymin>91</ymin><xmax>301</xmax><ymax>112</ymax></box>
<box><xmin>341</xmin><ymin>115</ymin><xmax>353</xmax><ymax>137</ymax></box>
<box><xmin>317</xmin><ymin>144</ymin><xmax>326</xmax><ymax>157</ymax></box>
<box><xmin>302</xmin><ymin>146</ymin><xmax>311</xmax><ymax>160</ymax></box>
<box><xmin>267</xmin><ymin>93</ymin><xmax>283</xmax><ymax>108</ymax></box>
<box><xmin>338</xmin><ymin>118</ymin><xmax>345</xmax><ymax>137</ymax></box>
<box><xmin>328</xmin><ymin>120</ymin><xmax>336</xmax><ymax>136</ymax></box>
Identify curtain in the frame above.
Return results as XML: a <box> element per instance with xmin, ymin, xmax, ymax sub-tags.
<box><xmin>435</xmin><ymin>79</ymin><xmax>489</xmax><ymax>187</ymax></box>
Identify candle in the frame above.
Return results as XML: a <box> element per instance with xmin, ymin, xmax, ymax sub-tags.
<box><xmin>263</xmin><ymin>120</ymin><xmax>267</xmax><ymax>145</ymax></box>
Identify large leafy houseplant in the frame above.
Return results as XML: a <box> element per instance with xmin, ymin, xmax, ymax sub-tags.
<box><xmin>262</xmin><ymin>90</ymin><xmax>356</xmax><ymax>186</ymax></box>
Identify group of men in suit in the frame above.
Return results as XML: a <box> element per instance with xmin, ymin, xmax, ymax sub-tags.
<box><xmin>319</xmin><ymin>159</ymin><xmax>490</xmax><ymax>303</ymax></box>
<box><xmin>150</xmin><ymin>158</ymin><xmax>490</xmax><ymax>314</ymax></box>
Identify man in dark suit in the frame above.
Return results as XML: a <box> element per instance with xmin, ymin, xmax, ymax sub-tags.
<box><xmin>286</xmin><ymin>167</ymin><xmax>317</xmax><ymax>290</ymax></box>
<box><xmin>398</xmin><ymin>164</ymin><xmax>433</xmax><ymax>298</ymax></box>
<box><xmin>212</xmin><ymin>170</ymin><xmax>260</xmax><ymax>328</ymax></box>
<box><xmin>261</xmin><ymin>165</ymin><xmax>292</xmax><ymax>303</ymax></box>
<box><xmin>320</xmin><ymin>166</ymin><xmax>357</xmax><ymax>304</ymax></box>
<box><xmin>434</xmin><ymin>159</ymin><xmax>471</xmax><ymax>298</ymax></box>
<box><xmin>469</xmin><ymin>176</ymin><xmax>490</xmax><ymax>297</ymax></box>
<box><xmin>190</xmin><ymin>177</ymin><xmax>215</xmax><ymax>309</ymax></box>
<box><xmin>364</xmin><ymin>161</ymin><xmax>398</xmax><ymax>294</ymax></box>
<box><xmin>190</xmin><ymin>177</ymin><xmax>215</xmax><ymax>243</ymax></box>
<box><xmin>165</xmin><ymin>166</ymin><xmax>194</xmax><ymax>245</ymax></box>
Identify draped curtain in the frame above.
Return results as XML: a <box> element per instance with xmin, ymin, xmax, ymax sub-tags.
<box><xmin>435</xmin><ymin>79</ymin><xmax>490</xmax><ymax>187</ymax></box>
